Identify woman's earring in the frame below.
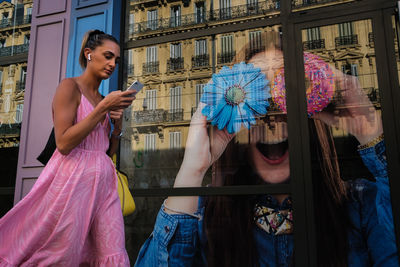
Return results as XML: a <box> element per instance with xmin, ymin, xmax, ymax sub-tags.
<box><xmin>88</xmin><ymin>54</ymin><xmax>91</xmax><ymax>61</ymax></box>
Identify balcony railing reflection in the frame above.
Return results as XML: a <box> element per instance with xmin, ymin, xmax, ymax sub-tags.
<box><xmin>134</xmin><ymin>109</ymin><xmax>166</xmax><ymax>124</ymax></box>
<box><xmin>0</xmin><ymin>44</ymin><xmax>29</xmax><ymax>57</ymax></box>
<box><xmin>303</xmin><ymin>39</ymin><xmax>325</xmax><ymax>50</ymax></box>
<box><xmin>217</xmin><ymin>51</ymin><xmax>236</xmax><ymax>64</ymax></box>
<box><xmin>0</xmin><ymin>15</ymin><xmax>31</xmax><ymax>29</ymax></box>
<box><xmin>246</xmin><ymin>3</ymin><xmax>260</xmax><ymax>15</ymax></box>
<box><xmin>15</xmin><ymin>15</ymin><xmax>32</xmax><ymax>26</ymax></box>
<box><xmin>0</xmin><ymin>123</ymin><xmax>21</xmax><ymax>136</ymax></box>
<box><xmin>219</xmin><ymin>8</ymin><xmax>232</xmax><ymax>20</ymax></box>
<box><xmin>134</xmin><ymin>109</ymin><xmax>185</xmax><ymax>124</ymax></box>
<box><xmin>192</xmin><ymin>55</ymin><xmax>209</xmax><ymax>68</ymax></box>
<box><xmin>169</xmin><ymin>17</ymin><xmax>181</xmax><ymax>27</ymax></box>
<box><xmin>142</xmin><ymin>62</ymin><xmax>159</xmax><ymax>74</ymax></box>
<box><xmin>335</xmin><ymin>34</ymin><xmax>358</xmax><ymax>47</ymax></box>
<box><xmin>332</xmin><ymin>87</ymin><xmax>380</xmax><ymax>106</ymax></box>
<box><xmin>15</xmin><ymin>81</ymin><xmax>25</xmax><ymax>92</ymax></box>
<box><xmin>292</xmin><ymin>0</ymin><xmax>349</xmax><ymax>9</ymax></box>
<box><xmin>245</xmin><ymin>46</ymin><xmax>265</xmax><ymax>60</ymax></box>
<box><xmin>195</xmin><ymin>13</ymin><xmax>206</xmax><ymax>24</ymax></box>
<box><xmin>147</xmin><ymin>20</ymin><xmax>158</xmax><ymax>30</ymax></box>
<box><xmin>166</xmin><ymin>109</ymin><xmax>184</xmax><ymax>122</ymax></box>
<box><xmin>167</xmin><ymin>58</ymin><xmax>184</xmax><ymax>72</ymax></box>
<box><xmin>0</xmin><ymin>18</ymin><xmax>13</xmax><ymax>28</ymax></box>
<box><xmin>130</xmin><ymin>1</ymin><xmax>280</xmax><ymax>35</ymax></box>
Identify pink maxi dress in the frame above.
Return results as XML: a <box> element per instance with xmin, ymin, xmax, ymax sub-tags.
<box><xmin>0</xmin><ymin>94</ymin><xmax>130</xmax><ymax>266</ymax></box>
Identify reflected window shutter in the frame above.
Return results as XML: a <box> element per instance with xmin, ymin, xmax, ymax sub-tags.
<box><xmin>178</xmin><ymin>86</ymin><xmax>181</xmax><ymax>110</ymax></box>
<box><xmin>146</xmin><ymin>89</ymin><xmax>157</xmax><ymax>110</ymax></box>
<box><xmin>170</xmin><ymin>87</ymin><xmax>175</xmax><ymax>112</ymax></box>
<box><xmin>351</xmin><ymin>64</ymin><xmax>358</xmax><ymax>77</ymax></box>
<box><xmin>196</xmin><ymin>84</ymin><xmax>205</xmax><ymax>106</ymax></box>
<box><xmin>169</xmin><ymin>132</ymin><xmax>182</xmax><ymax>149</ymax></box>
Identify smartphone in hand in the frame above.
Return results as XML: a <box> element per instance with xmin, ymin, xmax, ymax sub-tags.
<box><xmin>127</xmin><ymin>80</ymin><xmax>144</xmax><ymax>96</ymax></box>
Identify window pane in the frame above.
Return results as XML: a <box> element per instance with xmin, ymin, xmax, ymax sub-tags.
<box><xmin>127</xmin><ymin>0</ymin><xmax>280</xmax><ymax>38</ymax></box>
<box><xmin>121</xmin><ymin>25</ymin><xmax>289</xmax><ymax>190</ymax></box>
<box><xmin>127</xmin><ymin>194</ymin><xmax>295</xmax><ymax>264</ymax></box>
<box><xmin>301</xmin><ymin>19</ymin><xmax>399</xmax><ymax>264</ymax></box>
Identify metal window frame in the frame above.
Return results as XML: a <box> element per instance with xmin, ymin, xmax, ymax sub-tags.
<box><xmin>118</xmin><ymin>0</ymin><xmax>400</xmax><ymax>265</ymax></box>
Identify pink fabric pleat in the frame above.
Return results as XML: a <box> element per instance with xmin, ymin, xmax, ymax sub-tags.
<box><xmin>0</xmin><ymin>95</ymin><xmax>130</xmax><ymax>267</ymax></box>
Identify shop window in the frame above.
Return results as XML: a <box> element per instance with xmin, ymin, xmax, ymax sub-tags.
<box><xmin>122</xmin><ymin>1</ymin><xmax>400</xmax><ymax>265</ymax></box>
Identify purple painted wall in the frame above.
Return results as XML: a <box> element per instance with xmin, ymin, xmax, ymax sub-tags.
<box><xmin>14</xmin><ymin>0</ymin><xmax>72</xmax><ymax>203</ymax></box>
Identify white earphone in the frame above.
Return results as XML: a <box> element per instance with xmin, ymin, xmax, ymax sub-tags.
<box><xmin>88</xmin><ymin>54</ymin><xmax>91</xmax><ymax>61</ymax></box>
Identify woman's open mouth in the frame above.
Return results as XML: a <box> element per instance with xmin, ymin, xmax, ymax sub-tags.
<box><xmin>256</xmin><ymin>140</ymin><xmax>289</xmax><ymax>165</ymax></box>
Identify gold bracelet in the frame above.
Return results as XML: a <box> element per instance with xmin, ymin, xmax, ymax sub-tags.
<box><xmin>357</xmin><ymin>133</ymin><xmax>384</xmax><ymax>150</ymax></box>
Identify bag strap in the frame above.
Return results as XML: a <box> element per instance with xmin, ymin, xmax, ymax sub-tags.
<box><xmin>117</xmin><ymin>171</ymin><xmax>125</xmax><ymax>211</ymax></box>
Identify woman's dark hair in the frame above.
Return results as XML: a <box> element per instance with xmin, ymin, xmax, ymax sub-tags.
<box><xmin>203</xmin><ymin>30</ymin><xmax>350</xmax><ymax>267</ymax></box>
<box><xmin>204</xmin><ymin>143</ymin><xmax>260</xmax><ymax>267</ymax></box>
<box><xmin>79</xmin><ymin>29</ymin><xmax>119</xmax><ymax>69</ymax></box>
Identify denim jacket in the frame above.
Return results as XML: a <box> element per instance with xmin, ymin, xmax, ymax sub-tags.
<box><xmin>135</xmin><ymin>140</ymin><xmax>399</xmax><ymax>267</ymax></box>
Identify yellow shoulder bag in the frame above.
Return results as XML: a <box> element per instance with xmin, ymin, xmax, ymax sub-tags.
<box><xmin>112</xmin><ymin>154</ymin><xmax>136</xmax><ymax>216</ymax></box>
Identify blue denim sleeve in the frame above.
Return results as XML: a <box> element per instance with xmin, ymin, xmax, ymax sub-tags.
<box><xmin>134</xmin><ymin>204</ymin><xmax>205</xmax><ymax>267</ymax></box>
<box><xmin>358</xmin><ymin>140</ymin><xmax>393</xmax><ymax>228</ymax></box>
<box><xmin>358</xmin><ymin>140</ymin><xmax>399</xmax><ymax>266</ymax></box>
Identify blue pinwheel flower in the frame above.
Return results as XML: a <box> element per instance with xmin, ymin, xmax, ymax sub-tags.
<box><xmin>200</xmin><ymin>62</ymin><xmax>270</xmax><ymax>134</ymax></box>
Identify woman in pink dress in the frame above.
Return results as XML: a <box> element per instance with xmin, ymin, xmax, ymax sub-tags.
<box><xmin>0</xmin><ymin>30</ymin><xmax>135</xmax><ymax>266</ymax></box>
